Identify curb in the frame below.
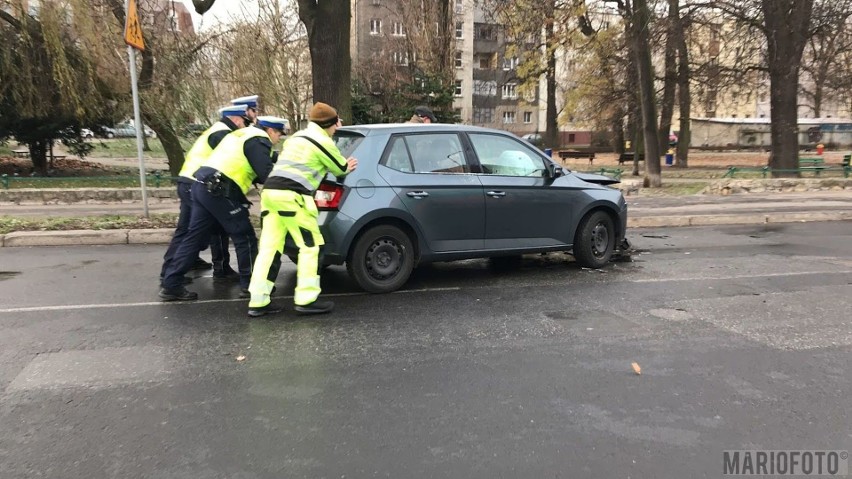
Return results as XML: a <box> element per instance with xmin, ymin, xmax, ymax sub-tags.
<box><xmin>2</xmin><ymin>213</ymin><xmax>850</xmax><ymax>247</ymax></box>
<box><xmin>627</xmin><ymin>211</ymin><xmax>852</xmax><ymax>228</ymax></box>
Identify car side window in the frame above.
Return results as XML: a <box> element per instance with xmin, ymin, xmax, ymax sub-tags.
<box><xmin>382</xmin><ymin>136</ymin><xmax>414</xmax><ymax>172</ymax></box>
<box><xmin>405</xmin><ymin>133</ymin><xmax>469</xmax><ymax>174</ymax></box>
<box><xmin>469</xmin><ymin>133</ymin><xmax>547</xmax><ymax>177</ymax></box>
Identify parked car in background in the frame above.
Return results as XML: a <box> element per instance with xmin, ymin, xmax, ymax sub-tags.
<box><xmin>81</xmin><ymin>128</ymin><xmax>94</xmax><ymax>139</ymax></box>
<box><xmin>309</xmin><ymin>124</ymin><xmax>629</xmax><ymax>293</ymax></box>
<box><xmin>109</xmin><ymin>122</ymin><xmax>157</xmax><ymax>139</ymax></box>
<box><xmin>521</xmin><ymin>132</ymin><xmax>544</xmax><ymax>147</ymax></box>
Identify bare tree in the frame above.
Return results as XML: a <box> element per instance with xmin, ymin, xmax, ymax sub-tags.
<box><xmin>800</xmin><ymin>0</ymin><xmax>852</xmax><ymax>117</ymax></box>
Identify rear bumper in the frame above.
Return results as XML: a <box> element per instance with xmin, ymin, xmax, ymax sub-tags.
<box><xmin>318</xmin><ymin>210</ymin><xmax>355</xmax><ymax>265</ymax></box>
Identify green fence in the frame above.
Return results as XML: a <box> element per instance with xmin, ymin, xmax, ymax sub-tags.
<box><xmin>722</xmin><ymin>166</ymin><xmax>851</xmax><ymax>179</ymax></box>
<box><xmin>1</xmin><ymin>172</ymin><xmax>180</xmax><ymax>190</ymax></box>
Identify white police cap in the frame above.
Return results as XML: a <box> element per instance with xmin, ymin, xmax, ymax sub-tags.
<box><xmin>219</xmin><ymin>104</ymin><xmax>248</xmax><ymax>117</ymax></box>
<box><xmin>231</xmin><ymin>95</ymin><xmax>259</xmax><ymax>109</ymax></box>
<box><xmin>256</xmin><ymin>116</ymin><xmax>288</xmax><ymax>131</ymax></box>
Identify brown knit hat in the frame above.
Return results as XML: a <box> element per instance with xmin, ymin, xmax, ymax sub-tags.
<box><xmin>309</xmin><ymin>102</ymin><xmax>339</xmax><ymax>127</ymax></box>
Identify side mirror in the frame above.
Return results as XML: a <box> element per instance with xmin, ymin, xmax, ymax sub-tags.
<box><xmin>546</xmin><ymin>162</ymin><xmax>565</xmax><ymax>179</ymax></box>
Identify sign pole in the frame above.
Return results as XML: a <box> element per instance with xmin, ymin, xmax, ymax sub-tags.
<box><xmin>128</xmin><ymin>46</ymin><xmax>149</xmax><ymax>218</ymax></box>
<box><xmin>124</xmin><ymin>0</ymin><xmax>148</xmax><ymax>217</ymax></box>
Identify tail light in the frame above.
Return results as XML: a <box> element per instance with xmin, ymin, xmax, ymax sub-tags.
<box><xmin>314</xmin><ymin>183</ymin><xmax>344</xmax><ymax>210</ymax></box>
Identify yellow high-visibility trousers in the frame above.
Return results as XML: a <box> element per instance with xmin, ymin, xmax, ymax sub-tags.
<box><xmin>248</xmin><ymin>189</ymin><xmax>324</xmax><ymax>308</ymax></box>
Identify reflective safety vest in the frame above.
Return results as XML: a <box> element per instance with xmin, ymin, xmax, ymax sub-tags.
<box><xmin>179</xmin><ymin>122</ymin><xmax>231</xmax><ymax>180</ymax></box>
<box><xmin>204</xmin><ymin>126</ymin><xmax>269</xmax><ymax>194</ymax></box>
<box><xmin>266</xmin><ymin>122</ymin><xmax>348</xmax><ymax>194</ymax></box>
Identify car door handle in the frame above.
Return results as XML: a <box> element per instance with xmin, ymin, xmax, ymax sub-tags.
<box><xmin>406</xmin><ymin>191</ymin><xmax>429</xmax><ymax>198</ymax></box>
<box><xmin>486</xmin><ymin>191</ymin><xmax>506</xmax><ymax>197</ymax></box>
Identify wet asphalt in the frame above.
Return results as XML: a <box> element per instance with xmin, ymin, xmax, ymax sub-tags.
<box><xmin>0</xmin><ymin>222</ymin><xmax>850</xmax><ymax>478</ymax></box>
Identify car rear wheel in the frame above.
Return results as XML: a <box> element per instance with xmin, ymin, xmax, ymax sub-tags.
<box><xmin>573</xmin><ymin>211</ymin><xmax>615</xmax><ymax>268</ymax></box>
<box><xmin>106</xmin><ymin>132</ymin><xmax>115</xmax><ymax>139</ymax></box>
<box><xmin>347</xmin><ymin>225</ymin><xmax>414</xmax><ymax>293</ymax></box>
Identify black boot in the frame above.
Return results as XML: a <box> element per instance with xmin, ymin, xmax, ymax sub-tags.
<box><xmin>213</xmin><ymin>268</ymin><xmax>240</xmax><ymax>282</ymax></box>
<box><xmin>294</xmin><ymin>300</ymin><xmax>334</xmax><ymax>315</ymax></box>
<box><xmin>159</xmin><ymin>287</ymin><xmax>198</xmax><ymax>302</ymax></box>
<box><xmin>247</xmin><ymin>303</ymin><xmax>283</xmax><ymax>318</ymax></box>
<box><xmin>191</xmin><ymin>258</ymin><xmax>212</xmax><ymax>271</ymax></box>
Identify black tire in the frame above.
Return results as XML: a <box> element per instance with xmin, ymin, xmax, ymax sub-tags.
<box><xmin>572</xmin><ymin>211</ymin><xmax>615</xmax><ymax>268</ymax></box>
<box><xmin>347</xmin><ymin>224</ymin><xmax>415</xmax><ymax>293</ymax></box>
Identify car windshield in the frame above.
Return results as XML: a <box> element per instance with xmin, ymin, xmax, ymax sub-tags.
<box><xmin>333</xmin><ymin>130</ymin><xmax>365</xmax><ymax>157</ymax></box>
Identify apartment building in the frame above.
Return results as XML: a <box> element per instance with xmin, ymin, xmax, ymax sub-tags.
<box><xmin>350</xmin><ymin>0</ymin><xmax>539</xmax><ymax>134</ymax></box>
<box><xmin>4</xmin><ymin>0</ymin><xmax>193</xmax><ymax>36</ymax></box>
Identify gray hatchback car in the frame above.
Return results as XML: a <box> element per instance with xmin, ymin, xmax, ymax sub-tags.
<box><xmin>304</xmin><ymin>124</ymin><xmax>628</xmax><ymax>293</ymax></box>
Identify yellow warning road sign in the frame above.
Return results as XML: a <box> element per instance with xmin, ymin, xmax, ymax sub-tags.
<box><xmin>124</xmin><ymin>0</ymin><xmax>145</xmax><ymax>51</ymax></box>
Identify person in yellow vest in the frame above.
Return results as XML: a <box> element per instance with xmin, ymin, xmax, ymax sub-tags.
<box><xmin>159</xmin><ymin>116</ymin><xmax>286</xmax><ymax>301</ymax></box>
<box><xmin>159</xmin><ymin>104</ymin><xmax>250</xmax><ymax>286</ymax></box>
<box><xmin>247</xmin><ymin>103</ymin><xmax>358</xmax><ymax>317</ymax></box>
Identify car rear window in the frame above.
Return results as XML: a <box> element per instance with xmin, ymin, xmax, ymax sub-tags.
<box><xmin>333</xmin><ymin>130</ymin><xmax>365</xmax><ymax>157</ymax></box>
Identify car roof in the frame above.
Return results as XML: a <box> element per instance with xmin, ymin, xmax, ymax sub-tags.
<box><xmin>338</xmin><ymin>123</ymin><xmax>521</xmax><ymax>137</ymax></box>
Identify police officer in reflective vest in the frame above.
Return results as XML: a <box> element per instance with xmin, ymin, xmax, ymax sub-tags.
<box><xmin>247</xmin><ymin>103</ymin><xmax>358</xmax><ymax>317</ymax></box>
<box><xmin>159</xmin><ymin>116</ymin><xmax>285</xmax><ymax>301</ymax></box>
<box><xmin>159</xmin><ymin>104</ymin><xmax>249</xmax><ymax>285</ymax></box>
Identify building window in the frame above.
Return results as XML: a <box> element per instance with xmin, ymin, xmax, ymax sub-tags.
<box><xmin>372</xmin><ymin>0</ymin><xmax>381</xmax><ymax>4</ymax></box>
<box><xmin>391</xmin><ymin>22</ymin><xmax>406</xmax><ymax>36</ymax></box>
<box><xmin>568</xmin><ymin>133</ymin><xmax>576</xmax><ymax>143</ymax></box>
<box><xmin>473</xmin><ymin>80</ymin><xmax>497</xmax><ymax>97</ymax></box>
<box><xmin>455</xmin><ymin>51</ymin><xmax>463</xmax><ymax>68</ymax></box>
<box><xmin>502</xmin><ymin>111</ymin><xmax>516</xmax><ymax>124</ymax></box>
<box><xmin>455</xmin><ymin>0</ymin><xmax>463</xmax><ymax>14</ymax></box>
<box><xmin>454</xmin><ymin>80</ymin><xmax>463</xmax><ymax>97</ymax></box>
<box><xmin>370</xmin><ymin>19</ymin><xmax>382</xmax><ymax>35</ymax></box>
<box><xmin>501</xmin><ymin>83</ymin><xmax>517</xmax><ymax>100</ymax></box>
<box><xmin>455</xmin><ymin>21</ymin><xmax>464</xmax><ymax>39</ymax></box>
<box><xmin>473</xmin><ymin>108</ymin><xmax>494</xmax><ymax>123</ymax></box>
<box><xmin>477</xmin><ymin>53</ymin><xmax>494</xmax><ymax>69</ymax></box>
<box><xmin>392</xmin><ymin>51</ymin><xmax>409</xmax><ymax>66</ymax></box>
<box><xmin>476</xmin><ymin>25</ymin><xmax>496</xmax><ymax>41</ymax></box>
<box><xmin>523</xmin><ymin>112</ymin><xmax>532</xmax><ymax>124</ymax></box>
<box><xmin>502</xmin><ymin>57</ymin><xmax>518</xmax><ymax>70</ymax></box>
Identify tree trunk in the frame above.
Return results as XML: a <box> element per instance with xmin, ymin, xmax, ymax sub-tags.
<box><xmin>143</xmin><ymin>109</ymin><xmax>185</xmax><ymax>176</ymax></box>
<box><xmin>658</xmin><ymin>0</ymin><xmax>678</xmax><ymax>153</ymax></box>
<box><xmin>674</xmin><ymin>3</ymin><xmax>690</xmax><ymax>168</ymax></box>
<box><xmin>633</xmin><ymin>0</ymin><xmax>662</xmax><ymax>187</ymax></box>
<box><xmin>544</xmin><ymin>9</ymin><xmax>559</xmax><ymax>149</ymax></box>
<box><xmin>762</xmin><ymin>0</ymin><xmax>813</xmax><ymax>177</ymax></box>
<box><xmin>625</xmin><ymin>20</ymin><xmax>641</xmax><ymax>176</ymax></box>
<box><xmin>298</xmin><ymin>0</ymin><xmax>352</xmax><ymax>123</ymax></box>
<box><xmin>28</xmin><ymin>140</ymin><xmax>49</xmax><ymax>177</ymax></box>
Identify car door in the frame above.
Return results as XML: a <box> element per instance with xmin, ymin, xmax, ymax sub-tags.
<box><xmin>467</xmin><ymin>132</ymin><xmax>577</xmax><ymax>249</ymax></box>
<box><xmin>378</xmin><ymin>132</ymin><xmax>485</xmax><ymax>252</ymax></box>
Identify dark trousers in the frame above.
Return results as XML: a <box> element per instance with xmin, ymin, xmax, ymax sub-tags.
<box><xmin>161</xmin><ymin>182</ymin><xmax>257</xmax><ymax>290</ymax></box>
<box><xmin>159</xmin><ymin>181</ymin><xmax>231</xmax><ymax>278</ymax></box>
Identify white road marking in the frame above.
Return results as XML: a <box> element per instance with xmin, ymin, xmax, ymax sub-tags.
<box><xmin>0</xmin><ymin>287</ymin><xmax>463</xmax><ymax>314</ymax></box>
<box><xmin>0</xmin><ymin>270</ymin><xmax>848</xmax><ymax>315</ymax></box>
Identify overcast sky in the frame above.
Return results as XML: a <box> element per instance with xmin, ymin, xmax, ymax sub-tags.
<box><xmin>183</xmin><ymin>0</ymin><xmax>260</xmax><ymax>30</ymax></box>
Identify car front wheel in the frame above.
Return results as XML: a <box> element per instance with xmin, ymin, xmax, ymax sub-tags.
<box><xmin>347</xmin><ymin>224</ymin><xmax>414</xmax><ymax>293</ymax></box>
<box><xmin>573</xmin><ymin>211</ymin><xmax>615</xmax><ymax>268</ymax></box>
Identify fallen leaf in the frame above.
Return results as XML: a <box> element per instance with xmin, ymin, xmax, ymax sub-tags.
<box><xmin>236</xmin><ymin>355</ymin><xmax>246</xmax><ymax>362</ymax></box>
<box><xmin>631</xmin><ymin>362</ymin><xmax>642</xmax><ymax>375</ymax></box>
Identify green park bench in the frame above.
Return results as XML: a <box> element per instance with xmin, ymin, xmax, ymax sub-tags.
<box><xmin>798</xmin><ymin>157</ymin><xmax>827</xmax><ymax>175</ymax></box>
<box><xmin>582</xmin><ymin>168</ymin><xmax>622</xmax><ymax>180</ymax></box>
